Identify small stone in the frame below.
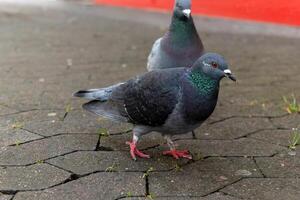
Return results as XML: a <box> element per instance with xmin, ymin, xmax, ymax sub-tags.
<box><xmin>121</xmin><ymin>64</ymin><xmax>127</xmax><ymax>68</ymax></box>
<box><xmin>278</xmin><ymin>153</ymin><xmax>285</xmax><ymax>157</ymax></box>
<box><xmin>47</xmin><ymin>113</ymin><xmax>57</xmax><ymax>117</ymax></box>
<box><xmin>288</xmin><ymin>151</ymin><xmax>296</xmax><ymax>156</ymax></box>
<box><xmin>38</xmin><ymin>78</ymin><xmax>45</xmax><ymax>82</ymax></box>
<box><xmin>219</xmin><ymin>176</ymin><xmax>228</xmax><ymax>181</ymax></box>
<box><xmin>235</xmin><ymin>169</ymin><xmax>252</xmax><ymax>176</ymax></box>
<box><xmin>67</xmin><ymin>59</ymin><xmax>73</xmax><ymax>66</ymax></box>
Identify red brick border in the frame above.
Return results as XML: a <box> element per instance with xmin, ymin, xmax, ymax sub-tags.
<box><xmin>95</xmin><ymin>0</ymin><xmax>300</xmax><ymax>26</ymax></box>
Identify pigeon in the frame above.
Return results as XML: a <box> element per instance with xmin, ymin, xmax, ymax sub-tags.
<box><xmin>147</xmin><ymin>0</ymin><xmax>205</xmax><ymax>139</ymax></box>
<box><xmin>74</xmin><ymin>53</ymin><xmax>236</xmax><ymax>160</ymax></box>
<box><xmin>147</xmin><ymin>0</ymin><xmax>204</xmax><ymax>71</ymax></box>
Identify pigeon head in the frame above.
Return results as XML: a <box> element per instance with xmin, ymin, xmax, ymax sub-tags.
<box><xmin>174</xmin><ymin>0</ymin><xmax>192</xmax><ymax>20</ymax></box>
<box><xmin>191</xmin><ymin>53</ymin><xmax>236</xmax><ymax>82</ymax></box>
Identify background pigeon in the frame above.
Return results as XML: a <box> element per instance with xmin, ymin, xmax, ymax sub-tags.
<box><xmin>74</xmin><ymin>53</ymin><xmax>236</xmax><ymax>160</ymax></box>
<box><xmin>147</xmin><ymin>0</ymin><xmax>204</xmax><ymax>71</ymax></box>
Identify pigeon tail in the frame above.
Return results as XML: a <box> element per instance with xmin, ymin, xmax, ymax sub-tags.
<box><xmin>73</xmin><ymin>83</ymin><xmax>123</xmax><ymax>101</ymax></box>
<box><xmin>73</xmin><ymin>89</ymin><xmax>108</xmax><ymax>101</ymax></box>
<box><xmin>82</xmin><ymin>100</ymin><xmax>128</xmax><ymax>122</ymax></box>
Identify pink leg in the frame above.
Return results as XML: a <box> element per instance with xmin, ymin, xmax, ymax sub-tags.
<box><xmin>163</xmin><ymin>149</ymin><xmax>192</xmax><ymax>159</ymax></box>
<box><xmin>126</xmin><ymin>132</ymin><xmax>150</xmax><ymax>160</ymax></box>
<box><xmin>162</xmin><ymin>135</ymin><xmax>192</xmax><ymax>160</ymax></box>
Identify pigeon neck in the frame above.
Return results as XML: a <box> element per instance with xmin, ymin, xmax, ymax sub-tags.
<box><xmin>187</xmin><ymin>69</ymin><xmax>219</xmax><ymax>95</ymax></box>
<box><xmin>168</xmin><ymin>16</ymin><xmax>198</xmax><ymax>45</ymax></box>
<box><xmin>182</xmin><ymin>69</ymin><xmax>219</xmax><ymax>124</ymax></box>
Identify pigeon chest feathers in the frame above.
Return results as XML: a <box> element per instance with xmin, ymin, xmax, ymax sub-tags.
<box><xmin>161</xmin><ymin>19</ymin><xmax>203</xmax><ymax>62</ymax></box>
<box><xmin>182</xmin><ymin>72</ymin><xmax>219</xmax><ymax>124</ymax></box>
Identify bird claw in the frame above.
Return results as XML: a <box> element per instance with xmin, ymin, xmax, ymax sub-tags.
<box><xmin>163</xmin><ymin>149</ymin><xmax>192</xmax><ymax>160</ymax></box>
<box><xmin>126</xmin><ymin>141</ymin><xmax>150</xmax><ymax>160</ymax></box>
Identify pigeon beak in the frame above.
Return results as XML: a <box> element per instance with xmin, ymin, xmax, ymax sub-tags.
<box><xmin>182</xmin><ymin>9</ymin><xmax>191</xmax><ymax>18</ymax></box>
<box><xmin>224</xmin><ymin>69</ymin><xmax>236</xmax><ymax>82</ymax></box>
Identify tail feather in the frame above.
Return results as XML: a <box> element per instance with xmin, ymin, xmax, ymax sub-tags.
<box><xmin>73</xmin><ymin>83</ymin><xmax>124</xmax><ymax>101</ymax></box>
<box><xmin>83</xmin><ymin>100</ymin><xmax>128</xmax><ymax>122</ymax></box>
<box><xmin>74</xmin><ymin>82</ymin><xmax>127</xmax><ymax>122</ymax></box>
<box><xmin>73</xmin><ymin>89</ymin><xmax>108</xmax><ymax>101</ymax></box>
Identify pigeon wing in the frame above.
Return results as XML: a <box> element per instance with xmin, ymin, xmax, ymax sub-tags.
<box><xmin>114</xmin><ymin>69</ymin><xmax>183</xmax><ymax>126</ymax></box>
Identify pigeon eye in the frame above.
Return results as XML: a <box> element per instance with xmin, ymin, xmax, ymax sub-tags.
<box><xmin>211</xmin><ymin>62</ymin><xmax>218</xmax><ymax>68</ymax></box>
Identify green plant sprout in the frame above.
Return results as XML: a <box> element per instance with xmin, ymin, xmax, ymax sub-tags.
<box><xmin>143</xmin><ymin>167</ymin><xmax>154</xmax><ymax>179</ymax></box>
<box><xmin>61</xmin><ymin>103</ymin><xmax>73</xmax><ymax>121</ymax></box>
<box><xmin>283</xmin><ymin>94</ymin><xmax>300</xmax><ymax>114</ymax></box>
<box><xmin>36</xmin><ymin>159</ymin><xmax>44</xmax><ymax>164</ymax></box>
<box><xmin>11</xmin><ymin>121</ymin><xmax>24</xmax><ymax>129</ymax></box>
<box><xmin>174</xmin><ymin>163</ymin><xmax>182</xmax><ymax>172</ymax></box>
<box><xmin>98</xmin><ymin>128</ymin><xmax>110</xmax><ymax>137</ymax></box>
<box><xmin>126</xmin><ymin>191</ymin><xmax>132</xmax><ymax>197</ymax></box>
<box><xmin>289</xmin><ymin>128</ymin><xmax>300</xmax><ymax>150</ymax></box>
<box><xmin>15</xmin><ymin>140</ymin><xmax>21</xmax><ymax>146</ymax></box>
<box><xmin>193</xmin><ymin>152</ymin><xmax>203</xmax><ymax>160</ymax></box>
<box><xmin>146</xmin><ymin>193</ymin><xmax>155</xmax><ymax>200</ymax></box>
<box><xmin>105</xmin><ymin>163</ymin><xmax>118</xmax><ymax>172</ymax></box>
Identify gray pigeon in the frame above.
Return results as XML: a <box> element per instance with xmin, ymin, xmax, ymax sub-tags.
<box><xmin>147</xmin><ymin>0</ymin><xmax>204</xmax><ymax>71</ymax></box>
<box><xmin>74</xmin><ymin>53</ymin><xmax>236</xmax><ymax>160</ymax></box>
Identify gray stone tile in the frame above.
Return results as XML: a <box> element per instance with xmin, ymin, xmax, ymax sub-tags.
<box><xmin>210</xmin><ymin>94</ymin><xmax>286</xmax><ymax>119</ymax></box>
<box><xmin>123</xmin><ymin>193</ymin><xmax>241</xmax><ymax>200</ymax></box>
<box><xmin>14</xmin><ymin>172</ymin><xmax>145</xmax><ymax>200</ymax></box>
<box><xmin>271</xmin><ymin>114</ymin><xmax>300</xmax><ymax>129</ymax></box>
<box><xmin>0</xmin><ymin>110</ymin><xmax>60</xmax><ymax>126</ymax></box>
<box><xmin>250</xmin><ymin>129</ymin><xmax>292</xmax><ymax>147</ymax></box>
<box><xmin>0</xmin><ymin>134</ymin><xmax>98</xmax><ymax>165</ymax></box>
<box><xmin>47</xmin><ymin>151</ymin><xmax>187</xmax><ymax>175</ymax></box>
<box><xmin>162</xmin><ymin>138</ymin><xmax>284</xmax><ymax>157</ymax></box>
<box><xmin>0</xmin><ymin>128</ymin><xmax>42</xmax><ymax>147</ymax></box>
<box><xmin>0</xmin><ymin>105</ymin><xmax>19</xmax><ymax>116</ymax></box>
<box><xmin>101</xmin><ymin>134</ymin><xmax>284</xmax><ymax>158</ymax></box>
<box><xmin>101</xmin><ymin>136</ymin><xmax>284</xmax><ymax>159</ymax></box>
<box><xmin>22</xmin><ymin>110</ymin><xmax>132</xmax><ymax>136</ymax></box>
<box><xmin>198</xmin><ymin>193</ymin><xmax>241</xmax><ymax>200</ymax></box>
<box><xmin>195</xmin><ymin>117</ymin><xmax>274</xmax><ymax>139</ymax></box>
<box><xmin>255</xmin><ymin>153</ymin><xmax>300</xmax><ymax>178</ymax></box>
<box><xmin>221</xmin><ymin>178</ymin><xmax>300</xmax><ymax>200</ymax></box>
<box><xmin>0</xmin><ymin>194</ymin><xmax>12</xmax><ymax>200</ymax></box>
<box><xmin>149</xmin><ymin>157</ymin><xmax>261</xmax><ymax>196</ymax></box>
<box><xmin>0</xmin><ymin>164</ymin><xmax>70</xmax><ymax>190</ymax></box>
<box><xmin>100</xmin><ymin>132</ymin><xmax>166</xmax><ymax>151</ymax></box>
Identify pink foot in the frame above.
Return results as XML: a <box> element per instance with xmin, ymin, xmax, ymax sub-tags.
<box><xmin>126</xmin><ymin>141</ymin><xmax>150</xmax><ymax>160</ymax></box>
<box><xmin>163</xmin><ymin>149</ymin><xmax>192</xmax><ymax>160</ymax></box>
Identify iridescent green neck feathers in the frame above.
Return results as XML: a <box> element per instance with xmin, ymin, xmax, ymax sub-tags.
<box><xmin>188</xmin><ymin>71</ymin><xmax>218</xmax><ymax>95</ymax></box>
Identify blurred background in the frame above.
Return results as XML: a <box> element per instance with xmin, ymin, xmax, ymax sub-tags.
<box><xmin>94</xmin><ymin>0</ymin><xmax>300</xmax><ymax>26</ymax></box>
<box><xmin>0</xmin><ymin>1</ymin><xmax>300</xmax><ymax>200</ymax></box>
